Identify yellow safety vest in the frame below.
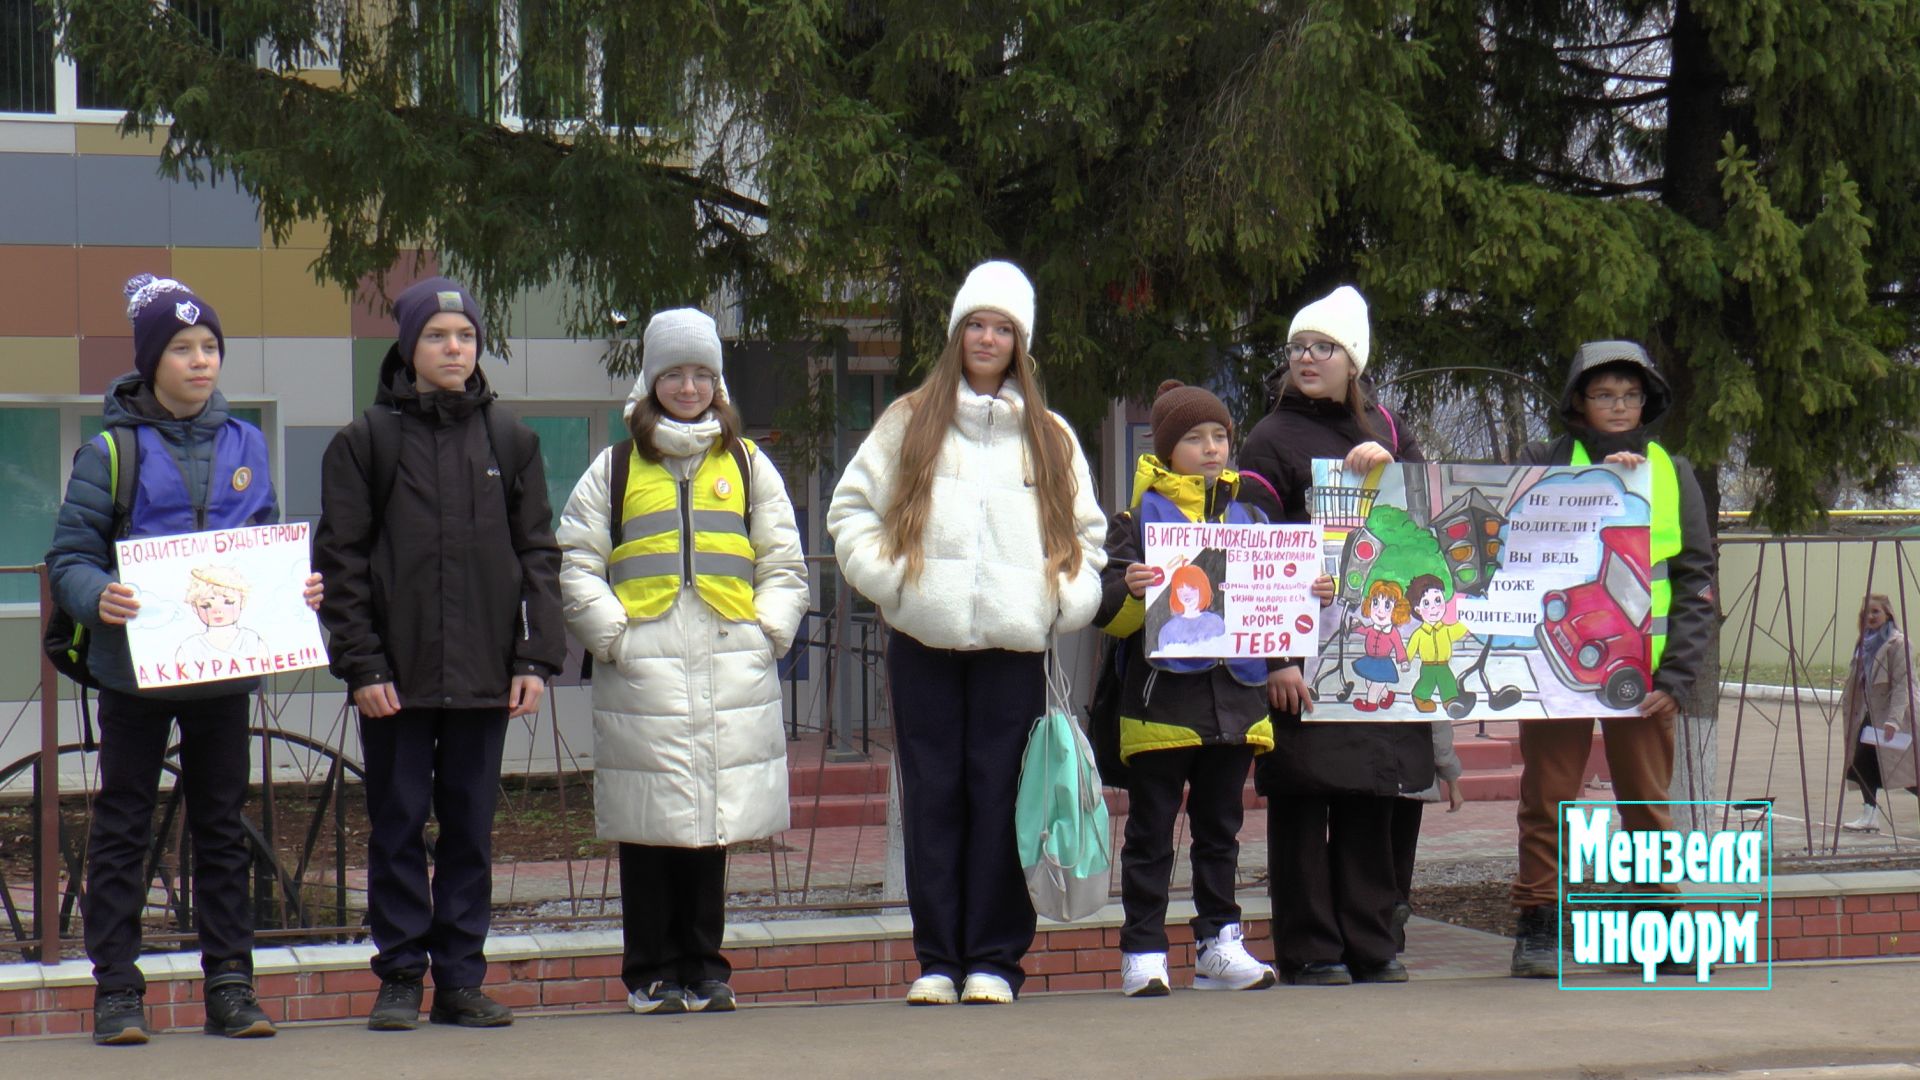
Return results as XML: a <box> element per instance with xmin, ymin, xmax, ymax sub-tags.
<box><xmin>610</xmin><ymin>442</ymin><xmax>757</xmax><ymax>622</ymax></box>
<box><xmin>1572</xmin><ymin>440</ymin><xmax>1681</xmax><ymax>670</ymax></box>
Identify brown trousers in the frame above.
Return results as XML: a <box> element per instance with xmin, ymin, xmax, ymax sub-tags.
<box><xmin>1512</xmin><ymin>715</ymin><xmax>1677</xmax><ymax>909</ymax></box>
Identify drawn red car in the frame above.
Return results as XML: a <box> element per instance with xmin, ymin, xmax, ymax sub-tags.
<box><xmin>1534</xmin><ymin>525</ymin><xmax>1652</xmax><ymax>709</ymax></box>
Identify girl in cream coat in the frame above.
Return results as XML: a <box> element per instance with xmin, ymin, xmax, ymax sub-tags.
<box><xmin>829</xmin><ymin>261</ymin><xmax>1106</xmax><ymax>1005</ymax></box>
<box><xmin>1839</xmin><ymin>594</ymin><xmax>1920</xmax><ymax>833</ymax></box>
<box><xmin>558</xmin><ymin>309</ymin><xmax>807</xmax><ymax>1016</ymax></box>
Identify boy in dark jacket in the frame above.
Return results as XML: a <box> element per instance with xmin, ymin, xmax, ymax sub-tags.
<box><xmin>1507</xmin><ymin>341</ymin><xmax>1717</xmax><ymax>977</ymax></box>
<box><xmin>1096</xmin><ymin>380</ymin><xmax>1279</xmax><ymax>997</ymax></box>
<box><xmin>314</xmin><ymin>277</ymin><xmax>565</xmax><ymax>1028</ymax></box>
<box><xmin>47</xmin><ymin>275</ymin><xmax>321</xmax><ymax>1045</ymax></box>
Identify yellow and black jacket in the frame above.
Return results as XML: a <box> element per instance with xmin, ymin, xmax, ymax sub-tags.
<box><xmin>1094</xmin><ymin>455</ymin><xmax>1276</xmax><ymax>764</ymax></box>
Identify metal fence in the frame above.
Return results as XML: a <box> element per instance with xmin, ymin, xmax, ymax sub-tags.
<box><xmin>4</xmin><ymin>536</ymin><xmax>1918</xmax><ymax>965</ymax></box>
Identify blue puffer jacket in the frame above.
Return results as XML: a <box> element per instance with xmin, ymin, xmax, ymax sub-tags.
<box><xmin>46</xmin><ymin>373</ymin><xmax>279</xmax><ymax>698</ymax></box>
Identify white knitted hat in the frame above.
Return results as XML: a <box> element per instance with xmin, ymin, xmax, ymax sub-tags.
<box><xmin>947</xmin><ymin>261</ymin><xmax>1036</xmax><ymax>353</ymax></box>
<box><xmin>1288</xmin><ymin>285</ymin><xmax>1371</xmax><ymax>373</ymax></box>
<box><xmin>640</xmin><ymin>308</ymin><xmax>723</xmax><ymax>392</ymax></box>
<box><xmin>628</xmin><ymin>308</ymin><xmax>731</xmax><ymax>420</ymax></box>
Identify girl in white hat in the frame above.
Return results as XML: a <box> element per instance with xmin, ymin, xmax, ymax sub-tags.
<box><xmin>829</xmin><ymin>261</ymin><xmax>1107</xmax><ymax>1005</ymax></box>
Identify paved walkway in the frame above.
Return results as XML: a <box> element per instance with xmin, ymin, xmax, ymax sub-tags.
<box><xmin>7</xmin><ymin>959</ymin><xmax>1917</xmax><ymax>1079</ymax></box>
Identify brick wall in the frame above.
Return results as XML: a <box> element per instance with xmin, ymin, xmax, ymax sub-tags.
<box><xmin>0</xmin><ymin>919</ymin><xmax>1270</xmax><ymax>1038</ymax></box>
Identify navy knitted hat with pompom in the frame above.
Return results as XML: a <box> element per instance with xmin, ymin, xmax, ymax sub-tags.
<box><xmin>124</xmin><ymin>273</ymin><xmax>224</xmax><ymax>380</ymax></box>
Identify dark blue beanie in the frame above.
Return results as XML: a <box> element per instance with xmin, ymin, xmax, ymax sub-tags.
<box><xmin>392</xmin><ymin>276</ymin><xmax>486</xmax><ymax>367</ymax></box>
<box><xmin>125</xmin><ymin>274</ymin><xmax>224</xmax><ymax>380</ymax></box>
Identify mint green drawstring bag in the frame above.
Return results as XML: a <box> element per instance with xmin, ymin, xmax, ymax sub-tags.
<box><xmin>1015</xmin><ymin>656</ymin><xmax>1112</xmax><ymax>922</ymax></box>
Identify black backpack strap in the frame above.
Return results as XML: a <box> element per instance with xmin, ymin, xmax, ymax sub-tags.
<box><xmin>482</xmin><ymin>401</ymin><xmax>529</xmax><ymax>504</ymax></box>
<box><xmin>607</xmin><ymin>439</ymin><xmax>633</xmax><ymax>555</ymax></box>
<box><xmin>730</xmin><ymin>438</ymin><xmax>754</xmax><ymax>531</ymax></box>
<box><xmin>363</xmin><ymin>408</ymin><xmax>403</xmax><ymax>526</ymax></box>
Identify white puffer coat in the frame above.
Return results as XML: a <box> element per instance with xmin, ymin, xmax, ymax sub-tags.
<box><xmin>828</xmin><ymin>381</ymin><xmax>1106</xmax><ymax>652</ymax></box>
<box><xmin>558</xmin><ymin>416</ymin><xmax>809</xmax><ymax>847</ymax></box>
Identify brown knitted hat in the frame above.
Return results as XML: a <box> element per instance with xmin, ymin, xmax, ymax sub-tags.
<box><xmin>1150</xmin><ymin>379</ymin><xmax>1234</xmax><ymax>463</ymax></box>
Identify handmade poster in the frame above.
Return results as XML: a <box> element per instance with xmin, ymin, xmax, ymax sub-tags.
<box><xmin>116</xmin><ymin>523</ymin><xmax>326</xmax><ymax>689</ymax></box>
<box><xmin>1140</xmin><ymin>521</ymin><xmax>1323</xmax><ymax>659</ymax></box>
<box><xmin>1304</xmin><ymin>460</ymin><xmax>1654</xmax><ymax>722</ymax></box>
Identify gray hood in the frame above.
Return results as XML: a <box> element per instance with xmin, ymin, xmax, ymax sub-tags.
<box><xmin>1557</xmin><ymin>340</ymin><xmax>1672</xmax><ymax>426</ymax></box>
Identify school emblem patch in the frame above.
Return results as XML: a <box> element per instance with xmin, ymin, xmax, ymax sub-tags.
<box><xmin>714</xmin><ymin>478</ymin><xmax>732</xmax><ymax>499</ymax></box>
<box><xmin>175</xmin><ymin>300</ymin><xmax>201</xmax><ymax>324</ymax></box>
<box><xmin>231</xmin><ymin>466</ymin><xmax>253</xmax><ymax>492</ymax></box>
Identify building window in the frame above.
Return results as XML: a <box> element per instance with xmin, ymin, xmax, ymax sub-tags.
<box><xmin>0</xmin><ymin>408</ymin><xmax>60</xmax><ymax>603</ymax></box>
<box><xmin>0</xmin><ymin>0</ymin><xmax>54</xmax><ymax>114</ymax></box>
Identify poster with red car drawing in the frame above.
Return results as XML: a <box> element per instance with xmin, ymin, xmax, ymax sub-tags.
<box><xmin>1304</xmin><ymin>460</ymin><xmax>1655</xmax><ymax>722</ymax></box>
<box><xmin>1140</xmin><ymin>521</ymin><xmax>1324</xmax><ymax>659</ymax></box>
<box><xmin>115</xmin><ymin>523</ymin><xmax>327</xmax><ymax>689</ymax></box>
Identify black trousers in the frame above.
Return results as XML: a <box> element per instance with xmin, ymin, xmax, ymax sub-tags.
<box><xmin>619</xmin><ymin>843</ymin><xmax>729</xmax><ymax>990</ymax></box>
<box><xmin>1266</xmin><ymin>793</ymin><xmax>1400</xmax><ymax>973</ymax></box>
<box><xmin>1390</xmin><ymin>798</ymin><xmax>1424</xmax><ymax>905</ymax></box>
<box><xmin>360</xmin><ymin>707</ymin><xmax>509</xmax><ymax>988</ymax></box>
<box><xmin>887</xmin><ymin>633</ymin><xmax>1043</xmax><ymax>991</ymax></box>
<box><xmin>85</xmin><ymin>689</ymin><xmax>254</xmax><ymax>994</ymax></box>
<box><xmin>1120</xmin><ymin>744</ymin><xmax>1253</xmax><ymax>953</ymax></box>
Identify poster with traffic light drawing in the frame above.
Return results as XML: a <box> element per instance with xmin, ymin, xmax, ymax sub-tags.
<box><xmin>1304</xmin><ymin>460</ymin><xmax>1654</xmax><ymax>722</ymax></box>
<box><xmin>1139</xmin><ymin>521</ymin><xmax>1324</xmax><ymax>659</ymax></box>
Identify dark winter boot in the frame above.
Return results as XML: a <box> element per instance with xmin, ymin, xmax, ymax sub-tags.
<box><xmin>1510</xmin><ymin>903</ymin><xmax>1560</xmax><ymax>979</ymax></box>
<box><xmin>203</xmin><ymin>969</ymin><xmax>276</xmax><ymax>1038</ymax></box>
<box><xmin>92</xmin><ymin>987</ymin><xmax>149</xmax><ymax>1046</ymax></box>
<box><xmin>367</xmin><ymin>970</ymin><xmax>426</xmax><ymax>1031</ymax></box>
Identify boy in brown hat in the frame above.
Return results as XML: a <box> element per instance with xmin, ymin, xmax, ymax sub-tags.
<box><xmin>1094</xmin><ymin>379</ymin><xmax>1281</xmax><ymax>996</ymax></box>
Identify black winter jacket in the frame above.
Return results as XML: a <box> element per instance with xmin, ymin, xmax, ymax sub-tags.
<box><xmin>1517</xmin><ymin>342</ymin><xmax>1717</xmax><ymax>704</ymax></box>
<box><xmin>313</xmin><ymin>348</ymin><xmax>565</xmax><ymax>708</ymax></box>
<box><xmin>1237</xmin><ymin>389</ymin><xmax>1434</xmax><ymax>798</ymax></box>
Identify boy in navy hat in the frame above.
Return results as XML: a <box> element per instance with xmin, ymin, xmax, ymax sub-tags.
<box><xmin>47</xmin><ymin>275</ymin><xmax>323</xmax><ymax>1045</ymax></box>
<box><xmin>315</xmin><ymin>277</ymin><xmax>564</xmax><ymax>1030</ymax></box>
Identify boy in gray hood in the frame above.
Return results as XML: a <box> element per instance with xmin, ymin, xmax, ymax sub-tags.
<box><xmin>1507</xmin><ymin>341</ymin><xmax>1717</xmax><ymax>977</ymax></box>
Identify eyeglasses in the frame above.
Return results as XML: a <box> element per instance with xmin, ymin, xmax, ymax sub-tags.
<box><xmin>1283</xmin><ymin>341</ymin><xmax>1344</xmax><ymax>363</ymax></box>
<box><xmin>1584</xmin><ymin>391</ymin><xmax>1646</xmax><ymax>410</ymax></box>
<box><xmin>659</xmin><ymin>370</ymin><xmax>716</xmax><ymax>388</ymax></box>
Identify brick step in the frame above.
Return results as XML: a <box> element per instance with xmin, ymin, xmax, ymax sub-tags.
<box><xmin>788</xmin><ymin>760</ymin><xmax>891</xmax><ymax>798</ymax></box>
<box><xmin>787</xmin><ymin>794</ymin><xmax>889</xmax><ymax>830</ymax></box>
<box><xmin>1456</xmin><ymin>766</ymin><xmax>1524</xmax><ymax>802</ymax></box>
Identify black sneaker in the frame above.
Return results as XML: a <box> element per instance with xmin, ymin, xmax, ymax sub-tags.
<box><xmin>1349</xmin><ymin>958</ymin><xmax>1410</xmax><ymax>984</ymax></box>
<box><xmin>428</xmin><ymin>986</ymin><xmax>514</xmax><ymax>1028</ymax></box>
<box><xmin>367</xmin><ymin>972</ymin><xmax>425</xmax><ymax>1031</ymax></box>
<box><xmin>626</xmin><ymin>981</ymin><xmax>690</xmax><ymax>1015</ymax></box>
<box><xmin>686</xmin><ymin>980</ymin><xmax>736</xmax><ymax>1013</ymax></box>
<box><xmin>203</xmin><ymin>974</ymin><xmax>276</xmax><ymax>1038</ymax></box>
<box><xmin>92</xmin><ymin>987</ymin><xmax>149</xmax><ymax>1046</ymax></box>
<box><xmin>1390</xmin><ymin>901</ymin><xmax>1413</xmax><ymax>954</ymax></box>
<box><xmin>1281</xmin><ymin>961</ymin><xmax>1353</xmax><ymax>986</ymax></box>
<box><xmin>1510</xmin><ymin>903</ymin><xmax>1560</xmax><ymax>979</ymax></box>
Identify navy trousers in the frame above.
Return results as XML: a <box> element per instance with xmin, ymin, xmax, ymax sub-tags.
<box><xmin>1266</xmin><ymin>793</ymin><xmax>1401</xmax><ymax>973</ymax></box>
<box><xmin>85</xmin><ymin>689</ymin><xmax>255</xmax><ymax>993</ymax></box>
<box><xmin>618</xmin><ymin>843</ymin><xmax>729</xmax><ymax>990</ymax></box>
<box><xmin>359</xmin><ymin>707</ymin><xmax>509</xmax><ymax>987</ymax></box>
<box><xmin>887</xmin><ymin>633</ymin><xmax>1043</xmax><ymax>992</ymax></box>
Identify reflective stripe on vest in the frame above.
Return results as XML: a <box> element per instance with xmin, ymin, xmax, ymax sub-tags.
<box><xmin>126</xmin><ymin>421</ymin><xmax>275</xmax><ymax>537</ymax></box>
<box><xmin>1571</xmin><ymin>441</ymin><xmax>1681</xmax><ymax>670</ymax></box>
<box><xmin>610</xmin><ymin>443</ymin><xmax>756</xmax><ymax>622</ymax></box>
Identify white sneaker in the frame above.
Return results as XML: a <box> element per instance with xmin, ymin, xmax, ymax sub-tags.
<box><xmin>960</xmin><ymin>972</ymin><xmax>1014</xmax><ymax>1004</ymax></box>
<box><xmin>1121</xmin><ymin>952</ymin><xmax>1170</xmax><ymax>997</ymax></box>
<box><xmin>1192</xmin><ymin>924</ymin><xmax>1278</xmax><ymax>991</ymax></box>
<box><xmin>906</xmin><ymin>973</ymin><xmax>958</xmax><ymax>1005</ymax></box>
<box><xmin>1843</xmin><ymin>805</ymin><xmax>1883</xmax><ymax>832</ymax></box>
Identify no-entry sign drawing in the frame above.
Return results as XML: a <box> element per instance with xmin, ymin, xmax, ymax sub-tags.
<box><xmin>116</xmin><ymin>523</ymin><xmax>326</xmax><ymax>689</ymax></box>
<box><xmin>1140</xmin><ymin>521</ymin><xmax>1323</xmax><ymax>660</ymax></box>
